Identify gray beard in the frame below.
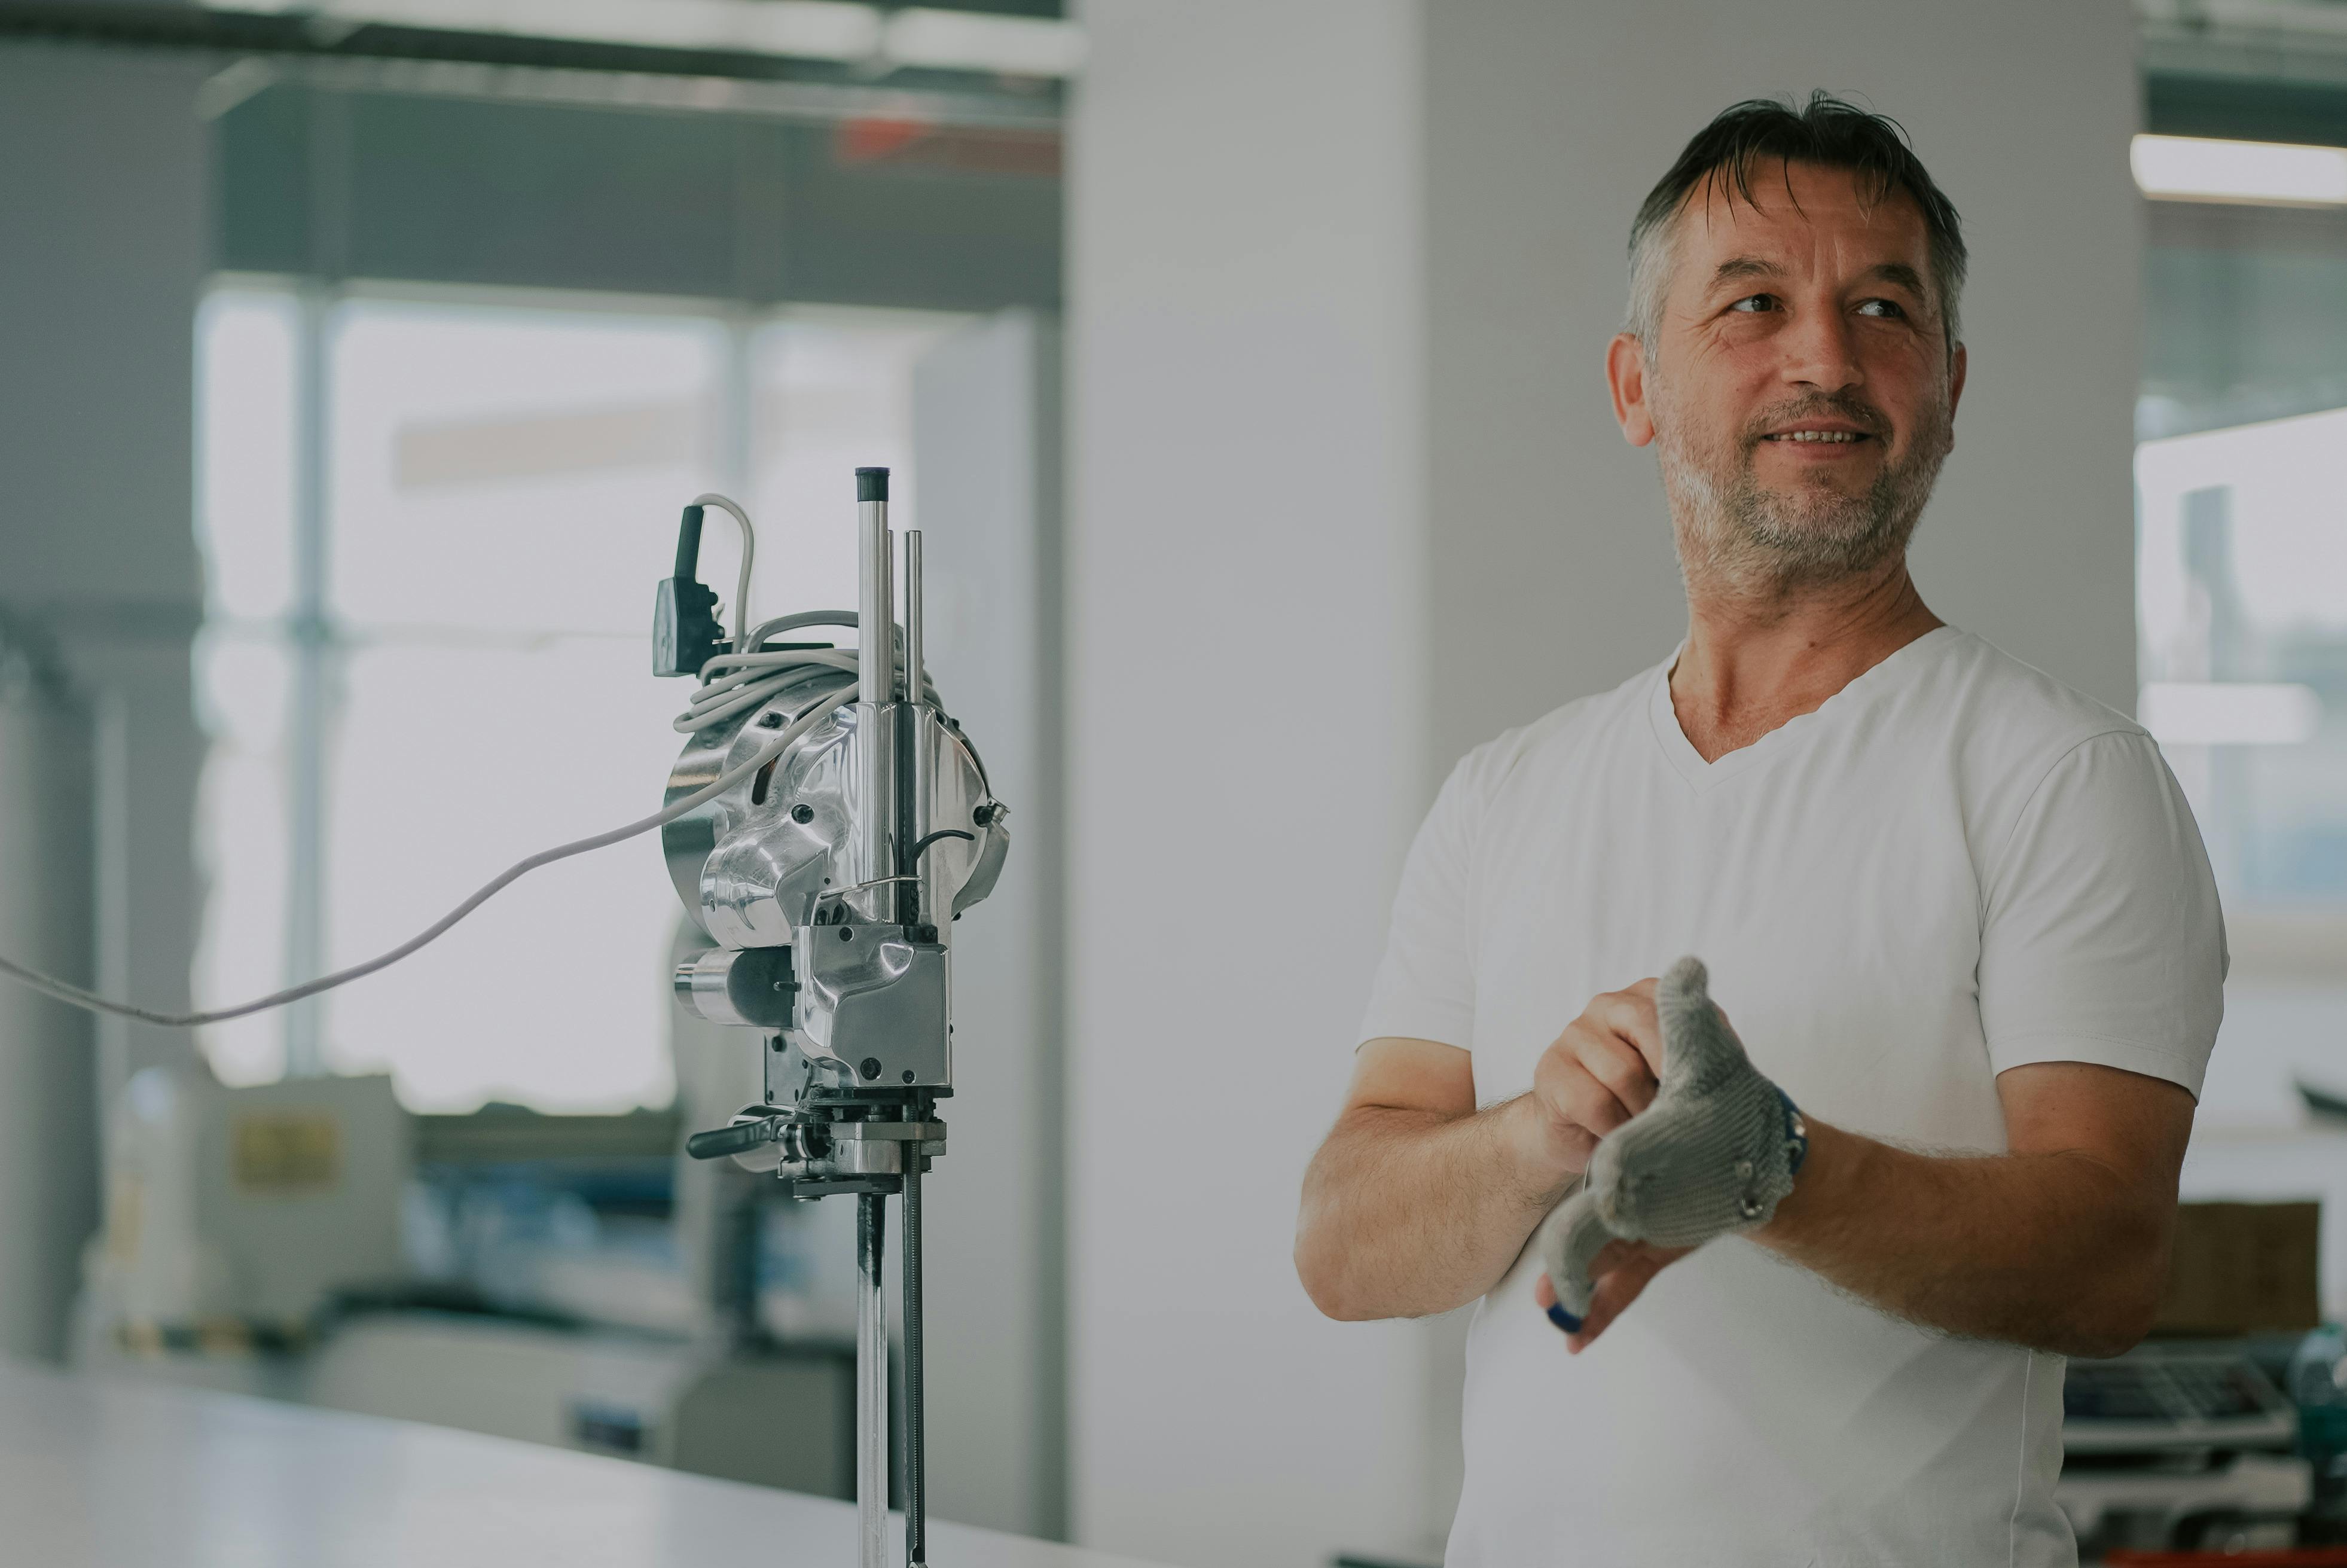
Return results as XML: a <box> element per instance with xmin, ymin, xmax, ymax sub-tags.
<box><xmin>1655</xmin><ymin>388</ymin><xmax>1954</xmax><ymax>599</ymax></box>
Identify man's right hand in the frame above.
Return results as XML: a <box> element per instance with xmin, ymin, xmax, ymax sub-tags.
<box><xmin>1520</xmin><ymin>979</ymin><xmax>1668</xmax><ymax>1183</ymax></box>
<box><xmin>1296</xmin><ymin>980</ymin><xmax>1670</xmax><ymax>1322</ymax></box>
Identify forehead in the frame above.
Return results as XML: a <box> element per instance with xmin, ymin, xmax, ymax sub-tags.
<box><xmin>1670</xmin><ymin>158</ymin><xmax>1930</xmax><ymax>271</ymax></box>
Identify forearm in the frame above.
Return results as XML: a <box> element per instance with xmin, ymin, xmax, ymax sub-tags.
<box><xmin>1757</xmin><ymin>1122</ymin><xmax>2175</xmax><ymax>1357</ymax></box>
<box><xmin>1297</xmin><ymin>1094</ymin><xmax>1573</xmax><ymax>1320</ymax></box>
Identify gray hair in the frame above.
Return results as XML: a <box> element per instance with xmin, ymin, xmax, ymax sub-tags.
<box><xmin>1625</xmin><ymin>93</ymin><xmax>1967</xmax><ymax>359</ymax></box>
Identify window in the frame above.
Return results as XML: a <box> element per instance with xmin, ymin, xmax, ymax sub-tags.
<box><xmin>2138</xmin><ymin>181</ymin><xmax>2347</xmax><ymax>1133</ymax></box>
<box><xmin>194</xmin><ymin>284</ymin><xmax>968</xmax><ymax>1112</ymax></box>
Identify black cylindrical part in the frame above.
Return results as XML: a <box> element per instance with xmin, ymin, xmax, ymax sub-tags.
<box><xmin>856</xmin><ymin>466</ymin><xmax>889</xmax><ymax>502</ymax></box>
<box><xmin>674</xmin><ymin>504</ymin><xmax>706</xmax><ymax>580</ymax></box>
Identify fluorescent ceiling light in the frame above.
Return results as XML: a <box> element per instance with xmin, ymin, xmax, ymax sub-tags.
<box><xmin>271</xmin><ymin>1</ymin><xmax>1081</xmax><ymax>76</ymax></box>
<box><xmin>2132</xmin><ymin>134</ymin><xmax>2347</xmax><ymax>208</ymax></box>
<box><xmin>2140</xmin><ymin>682</ymin><xmax>2322</xmax><ymax>746</ymax></box>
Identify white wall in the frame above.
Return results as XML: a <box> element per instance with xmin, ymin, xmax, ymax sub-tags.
<box><xmin>1069</xmin><ymin>2</ymin><xmax>2141</xmax><ymax>1564</ymax></box>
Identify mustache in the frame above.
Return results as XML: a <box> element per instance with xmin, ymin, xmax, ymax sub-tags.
<box><xmin>1739</xmin><ymin>393</ymin><xmax>1894</xmax><ymax>449</ymax></box>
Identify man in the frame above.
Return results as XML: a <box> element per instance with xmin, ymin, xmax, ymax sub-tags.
<box><xmin>1293</xmin><ymin>94</ymin><xmax>2224</xmax><ymax>1567</ymax></box>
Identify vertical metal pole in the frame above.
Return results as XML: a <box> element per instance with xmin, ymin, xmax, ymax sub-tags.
<box><xmin>903</xmin><ymin>532</ymin><xmax>924</xmax><ymax>707</ymax></box>
<box><xmin>854</xmin><ymin>469</ymin><xmax>896</xmax><ymax>910</ymax></box>
<box><xmin>902</xmin><ymin>1161</ymin><xmax>926</xmax><ymax>1567</ymax></box>
<box><xmin>856</xmin><ymin>1191</ymin><xmax>889</xmax><ymax>1568</ymax></box>
<box><xmin>903</xmin><ymin>532</ymin><xmax>931</xmax><ymax>928</ymax></box>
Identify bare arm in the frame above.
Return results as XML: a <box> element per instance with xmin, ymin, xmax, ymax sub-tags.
<box><xmin>1295</xmin><ymin>1041</ymin><xmax>1558</xmax><ymax>1320</ymax></box>
<box><xmin>1753</xmin><ymin>1061</ymin><xmax>2195</xmax><ymax>1357</ymax></box>
<box><xmin>1296</xmin><ymin>987</ymin><xmax>1674</xmax><ymax>1321</ymax></box>
<box><xmin>1546</xmin><ymin>1055</ymin><xmax>2197</xmax><ymax>1358</ymax></box>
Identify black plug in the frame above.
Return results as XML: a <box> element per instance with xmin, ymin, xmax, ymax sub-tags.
<box><xmin>654</xmin><ymin>504</ymin><xmax>725</xmax><ymax>678</ymax></box>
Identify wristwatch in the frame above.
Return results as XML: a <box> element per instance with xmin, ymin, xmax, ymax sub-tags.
<box><xmin>1777</xmin><ymin>1087</ymin><xmax>1809</xmax><ymax>1177</ymax></box>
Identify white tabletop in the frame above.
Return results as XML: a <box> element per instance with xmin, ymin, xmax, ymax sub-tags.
<box><xmin>1</xmin><ymin>1359</ymin><xmax>1163</xmax><ymax>1568</ymax></box>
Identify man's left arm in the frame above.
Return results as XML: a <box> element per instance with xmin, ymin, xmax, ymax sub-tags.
<box><xmin>1547</xmin><ymin>1058</ymin><xmax>2195</xmax><ymax>1356</ymax></box>
<box><xmin>1753</xmin><ymin>1061</ymin><xmax>2193</xmax><ymax>1356</ymax></box>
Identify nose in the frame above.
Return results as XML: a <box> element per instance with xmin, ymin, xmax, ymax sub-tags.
<box><xmin>1778</xmin><ymin>301</ymin><xmax>1864</xmax><ymax>393</ymax></box>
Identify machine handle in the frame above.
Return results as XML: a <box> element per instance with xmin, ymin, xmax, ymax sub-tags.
<box><xmin>686</xmin><ymin>1119</ymin><xmax>781</xmax><ymax>1161</ymax></box>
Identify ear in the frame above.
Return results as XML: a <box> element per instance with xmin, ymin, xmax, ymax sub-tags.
<box><xmin>1607</xmin><ymin>333</ymin><xmax>1656</xmax><ymax>448</ymax></box>
<box><xmin>1948</xmin><ymin>341</ymin><xmax>1968</xmax><ymax>423</ymax></box>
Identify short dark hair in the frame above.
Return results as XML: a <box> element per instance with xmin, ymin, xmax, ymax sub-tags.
<box><xmin>1626</xmin><ymin>91</ymin><xmax>1968</xmax><ymax>355</ymax></box>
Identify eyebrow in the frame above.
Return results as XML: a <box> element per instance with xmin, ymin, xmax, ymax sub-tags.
<box><xmin>1706</xmin><ymin>257</ymin><xmax>1931</xmax><ymax>298</ymax></box>
<box><xmin>1710</xmin><ymin>256</ymin><xmax>1783</xmax><ymax>286</ymax></box>
<box><xmin>1864</xmin><ymin>262</ymin><xmax>1929</xmax><ymax>298</ymax></box>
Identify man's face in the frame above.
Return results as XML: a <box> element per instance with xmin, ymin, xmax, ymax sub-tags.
<box><xmin>1608</xmin><ymin>158</ymin><xmax>1967</xmax><ymax>593</ymax></box>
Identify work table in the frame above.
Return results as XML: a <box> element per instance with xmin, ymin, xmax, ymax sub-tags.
<box><xmin>0</xmin><ymin>1359</ymin><xmax>1162</xmax><ymax>1568</ymax></box>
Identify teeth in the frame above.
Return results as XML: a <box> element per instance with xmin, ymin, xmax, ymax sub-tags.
<box><xmin>1772</xmin><ymin>430</ymin><xmax>1861</xmax><ymax>443</ymax></box>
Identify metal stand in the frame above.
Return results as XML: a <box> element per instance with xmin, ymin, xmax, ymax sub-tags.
<box><xmin>847</xmin><ymin>1168</ymin><xmax>928</xmax><ymax>1568</ymax></box>
<box><xmin>856</xmin><ymin>1191</ymin><xmax>889</xmax><ymax>1568</ymax></box>
<box><xmin>903</xmin><ymin>1164</ymin><xmax>927</xmax><ymax>1566</ymax></box>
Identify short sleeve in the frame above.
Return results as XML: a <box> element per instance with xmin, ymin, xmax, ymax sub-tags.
<box><xmin>1356</xmin><ymin>751</ymin><xmax>1487</xmax><ymax>1051</ymax></box>
<box><xmin>1977</xmin><ymin>730</ymin><xmax>2227</xmax><ymax>1097</ymax></box>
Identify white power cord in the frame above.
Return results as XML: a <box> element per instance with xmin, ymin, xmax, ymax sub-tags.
<box><xmin>0</xmin><ymin>496</ymin><xmax>900</xmax><ymax>1031</ymax></box>
<box><xmin>692</xmin><ymin>492</ymin><xmax>756</xmax><ymax>651</ymax></box>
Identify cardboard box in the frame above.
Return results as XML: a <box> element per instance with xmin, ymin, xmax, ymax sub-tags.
<box><xmin>2153</xmin><ymin>1201</ymin><xmax>2321</xmax><ymax>1337</ymax></box>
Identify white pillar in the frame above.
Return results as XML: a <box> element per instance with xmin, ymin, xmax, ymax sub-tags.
<box><xmin>1061</xmin><ymin>0</ymin><xmax>2142</xmax><ymax>1561</ymax></box>
<box><xmin>1066</xmin><ymin>4</ymin><xmax>1433</xmax><ymax>1564</ymax></box>
<box><xmin>0</xmin><ymin>44</ymin><xmax>211</xmax><ymax>1353</ymax></box>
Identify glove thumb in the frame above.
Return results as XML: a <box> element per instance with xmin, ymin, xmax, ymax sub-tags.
<box><xmin>1657</xmin><ymin>955</ymin><xmax>1744</xmax><ymax>1092</ymax></box>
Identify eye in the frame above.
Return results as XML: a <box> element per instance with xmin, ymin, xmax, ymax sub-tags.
<box><xmin>1727</xmin><ymin>294</ymin><xmax>1778</xmax><ymax>315</ymax></box>
<box><xmin>1855</xmin><ymin>298</ymin><xmax>1907</xmax><ymax>319</ymax></box>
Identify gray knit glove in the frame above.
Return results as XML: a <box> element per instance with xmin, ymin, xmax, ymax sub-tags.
<box><xmin>1542</xmin><ymin>957</ymin><xmax>1806</xmax><ymax>1331</ymax></box>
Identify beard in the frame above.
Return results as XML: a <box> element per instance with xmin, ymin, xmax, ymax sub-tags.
<box><xmin>1653</xmin><ymin>382</ymin><xmax>1955</xmax><ymax>599</ymax></box>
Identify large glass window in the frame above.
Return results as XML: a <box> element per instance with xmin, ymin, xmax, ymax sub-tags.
<box><xmin>2137</xmin><ymin>178</ymin><xmax>2347</xmax><ymax>1133</ymax></box>
<box><xmin>194</xmin><ymin>285</ymin><xmax>967</xmax><ymax>1112</ymax></box>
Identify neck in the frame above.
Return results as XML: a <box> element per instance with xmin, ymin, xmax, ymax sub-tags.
<box><xmin>1670</xmin><ymin>555</ymin><xmax>1942</xmax><ymax>762</ymax></box>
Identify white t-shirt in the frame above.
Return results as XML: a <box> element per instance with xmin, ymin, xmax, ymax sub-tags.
<box><xmin>1357</xmin><ymin>626</ymin><xmax>2225</xmax><ymax>1568</ymax></box>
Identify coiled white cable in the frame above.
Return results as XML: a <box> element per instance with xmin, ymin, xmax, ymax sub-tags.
<box><xmin>0</xmin><ymin>497</ymin><xmax>909</xmax><ymax>1030</ymax></box>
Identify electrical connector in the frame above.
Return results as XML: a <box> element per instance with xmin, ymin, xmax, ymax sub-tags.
<box><xmin>654</xmin><ymin>503</ymin><xmax>726</xmax><ymax>678</ymax></box>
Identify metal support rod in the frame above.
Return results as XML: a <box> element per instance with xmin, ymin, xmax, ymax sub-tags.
<box><xmin>856</xmin><ymin>1191</ymin><xmax>889</xmax><ymax>1568</ymax></box>
<box><xmin>904</xmin><ymin>530</ymin><xmax>923</xmax><ymax>707</ymax></box>
<box><xmin>904</xmin><ymin>531</ymin><xmax>932</xmax><ymax>927</ymax></box>
<box><xmin>902</xmin><ymin>1160</ymin><xmax>927</xmax><ymax>1567</ymax></box>
<box><xmin>854</xmin><ymin>469</ymin><xmax>897</xmax><ymax>904</ymax></box>
<box><xmin>858</xmin><ymin>475</ymin><xmax>890</xmax><ymax>709</ymax></box>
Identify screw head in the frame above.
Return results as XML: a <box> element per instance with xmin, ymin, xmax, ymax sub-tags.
<box><xmin>901</xmin><ymin>1070</ymin><xmax>915</xmax><ymax>1084</ymax></box>
<box><xmin>860</xmin><ymin>1057</ymin><xmax>883</xmax><ymax>1080</ymax></box>
<box><xmin>791</xmin><ymin>804</ymin><xmax>814</xmax><ymax>824</ymax></box>
<box><xmin>838</xmin><ymin>927</ymin><xmax>854</xmax><ymax>942</ymax></box>
<box><xmin>758</xmin><ymin>712</ymin><xmax>785</xmax><ymax>729</ymax></box>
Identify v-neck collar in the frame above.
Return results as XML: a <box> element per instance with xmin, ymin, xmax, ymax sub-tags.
<box><xmin>1646</xmin><ymin>624</ymin><xmax>1961</xmax><ymax>794</ymax></box>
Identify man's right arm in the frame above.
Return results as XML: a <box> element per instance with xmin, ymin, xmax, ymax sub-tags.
<box><xmin>1296</xmin><ymin>990</ymin><xmax>1670</xmax><ymax>1320</ymax></box>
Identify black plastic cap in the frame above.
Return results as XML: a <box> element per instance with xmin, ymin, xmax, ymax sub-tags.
<box><xmin>856</xmin><ymin>466</ymin><xmax>889</xmax><ymax>502</ymax></box>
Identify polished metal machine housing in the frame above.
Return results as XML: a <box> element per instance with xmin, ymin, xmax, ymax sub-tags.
<box><xmin>661</xmin><ymin>468</ymin><xmax>1007</xmax><ymax>1568</ymax></box>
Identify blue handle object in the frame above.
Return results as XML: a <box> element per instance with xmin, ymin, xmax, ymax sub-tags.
<box><xmin>1547</xmin><ymin>1301</ymin><xmax>1582</xmax><ymax>1334</ymax></box>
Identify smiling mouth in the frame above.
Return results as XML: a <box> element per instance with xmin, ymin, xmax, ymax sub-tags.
<box><xmin>1762</xmin><ymin>430</ymin><xmax>1872</xmax><ymax>445</ymax></box>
